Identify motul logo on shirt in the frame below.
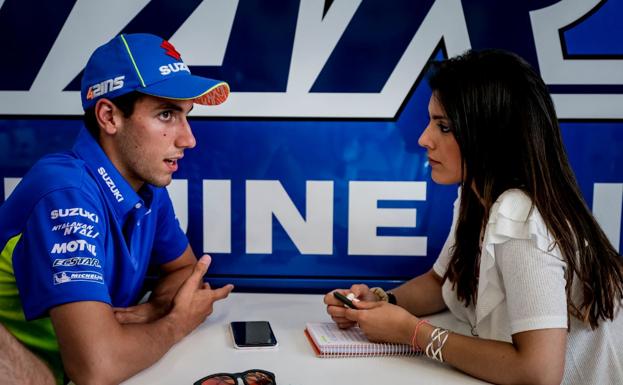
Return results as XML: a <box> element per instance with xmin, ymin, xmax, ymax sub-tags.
<box><xmin>50</xmin><ymin>239</ymin><xmax>97</xmax><ymax>257</ymax></box>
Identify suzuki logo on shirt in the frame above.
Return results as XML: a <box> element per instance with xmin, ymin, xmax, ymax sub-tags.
<box><xmin>51</xmin><ymin>239</ymin><xmax>96</xmax><ymax>257</ymax></box>
<box><xmin>50</xmin><ymin>208</ymin><xmax>98</xmax><ymax>223</ymax></box>
<box><xmin>98</xmin><ymin>167</ymin><xmax>124</xmax><ymax>202</ymax></box>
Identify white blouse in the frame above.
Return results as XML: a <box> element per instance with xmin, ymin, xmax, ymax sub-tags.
<box><xmin>433</xmin><ymin>188</ymin><xmax>623</xmax><ymax>384</ymax></box>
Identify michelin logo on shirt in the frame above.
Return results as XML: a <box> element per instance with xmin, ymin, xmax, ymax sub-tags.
<box><xmin>53</xmin><ymin>271</ymin><xmax>104</xmax><ymax>285</ymax></box>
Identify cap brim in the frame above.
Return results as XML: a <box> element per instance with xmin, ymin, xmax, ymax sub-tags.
<box><xmin>139</xmin><ymin>75</ymin><xmax>230</xmax><ymax>105</ymax></box>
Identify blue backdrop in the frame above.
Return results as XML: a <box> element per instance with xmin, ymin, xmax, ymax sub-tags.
<box><xmin>0</xmin><ymin>0</ymin><xmax>621</xmax><ymax>291</ymax></box>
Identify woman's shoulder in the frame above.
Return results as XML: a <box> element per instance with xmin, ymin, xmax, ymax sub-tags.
<box><xmin>492</xmin><ymin>188</ymin><xmax>533</xmax><ymax>223</ymax></box>
<box><xmin>485</xmin><ymin>188</ymin><xmax>553</xmax><ymax>247</ymax></box>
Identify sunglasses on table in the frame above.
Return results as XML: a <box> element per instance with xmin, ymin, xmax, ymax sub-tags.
<box><xmin>194</xmin><ymin>369</ymin><xmax>276</xmax><ymax>385</ymax></box>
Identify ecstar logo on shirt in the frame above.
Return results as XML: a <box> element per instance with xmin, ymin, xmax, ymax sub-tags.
<box><xmin>97</xmin><ymin>167</ymin><xmax>124</xmax><ymax>202</ymax></box>
<box><xmin>86</xmin><ymin>76</ymin><xmax>125</xmax><ymax>100</ymax></box>
<box><xmin>159</xmin><ymin>62</ymin><xmax>190</xmax><ymax>76</ymax></box>
<box><xmin>53</xmin><ymin>257</ymin><xmax>101</xmax><ymax>268</ymax></box>
<box><xmin>53</xmin><ymin>271</ymin><xmax>104</xmax><ymax>285</ymax></box>
<box><xmin>50</xmin><ymin>239</ymin><xmax>97</xmax><ymax>257</ymax></box>
<box><xmin>50</xmin><ymin>208</ymin><xmax>99</xmax><ymax>223</ymax></box>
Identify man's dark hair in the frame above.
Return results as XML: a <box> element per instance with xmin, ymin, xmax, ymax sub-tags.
<box><xmin>83</xmin><ymin>91</ymin><xmax>145</xmax><ymax>139</ymax></box>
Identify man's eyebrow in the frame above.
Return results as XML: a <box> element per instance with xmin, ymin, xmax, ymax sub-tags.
<box><xmin>157</xmin><ymin>102</ymin><xmax>183</xmax><ymax>111</ymax></box>
<box><xmin>158</xmin><ymin>102</ymin><xmax>193</xmax><ymax>113</ymax></box>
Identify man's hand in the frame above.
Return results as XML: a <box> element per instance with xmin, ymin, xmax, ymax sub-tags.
<box><xmin>168</xmin><ymin>255</ymin><xmax>234</xmax><ymax>338</ymax></box>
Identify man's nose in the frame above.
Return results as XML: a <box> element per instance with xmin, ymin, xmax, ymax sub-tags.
<box><xmin>176</xmin><ymin>118</ymin><xmax>196</xmax><ymax>149</ymax></box>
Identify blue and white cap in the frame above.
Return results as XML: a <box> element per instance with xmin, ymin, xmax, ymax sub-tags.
<box><xmin>81</xmin><ymin>33</ymin><xmax>229</xmax><ymax>110</ymax></box>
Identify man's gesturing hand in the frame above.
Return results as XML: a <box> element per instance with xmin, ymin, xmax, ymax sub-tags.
<box><xmin>169</xmin><ymin>255</ymin><xmax>234</xmax><ymax>338</ymax></box>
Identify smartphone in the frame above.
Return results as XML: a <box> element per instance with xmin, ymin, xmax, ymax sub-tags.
<box><xmin>230</xmin><ymin>321</ymin><xmax>278</xmax><ymax>349</ymax></box>
<box><xmin>333</xmin><ymin>291</ymin><xmax>357</xmax><ymax>309</ymax></box>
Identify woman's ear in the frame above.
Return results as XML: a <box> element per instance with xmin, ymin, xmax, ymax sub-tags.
<box><xmin>94</xmin><ymin>98</ymin><xmax>120</xmax><ymax>135</ymax></box>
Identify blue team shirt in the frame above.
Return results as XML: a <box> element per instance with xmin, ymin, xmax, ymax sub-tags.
<box><xmin>0</xmin><ymin>128</ymin><xmax>189</xmax><ymax>320</ymax></box>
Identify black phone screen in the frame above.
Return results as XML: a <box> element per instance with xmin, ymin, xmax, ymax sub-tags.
<box><xmin>230</xmin><ymin>321</ymin><xmax>277</xmax><ymax>347</ymax></box>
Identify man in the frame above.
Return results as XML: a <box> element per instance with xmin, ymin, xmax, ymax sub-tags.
<box><xmin>0</xmin><ymin>33</ymin><xmax>234</xmax><ymax>385</ymax></box>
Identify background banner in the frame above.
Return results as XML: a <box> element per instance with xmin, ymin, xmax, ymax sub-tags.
<box><xmin>1</xmin><ymin>0</ymin><xmax>621</xmax><ymax>291</ymax></box>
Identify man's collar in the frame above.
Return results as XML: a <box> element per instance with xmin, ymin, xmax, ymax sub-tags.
<box><xmin>72</xmin><ymin>128</ymin><xmax>146</xmax><ymax>219</ymax></box>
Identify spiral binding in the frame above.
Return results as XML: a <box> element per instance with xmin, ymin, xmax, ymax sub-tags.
<box><xmin>319</xmin><ymin>341</ymin><xmax>423</xmax><ymax>358</ymax></box>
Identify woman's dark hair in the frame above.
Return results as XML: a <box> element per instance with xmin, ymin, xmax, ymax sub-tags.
<box><xmin>429</xmin><ymin>49</ymin><xmax>623</xmax><ymax>328</ymax></box>
<box><xmin>83</xmin><ymin>91</ymin><xmax>145</xmax><ymax>139</ymax></box>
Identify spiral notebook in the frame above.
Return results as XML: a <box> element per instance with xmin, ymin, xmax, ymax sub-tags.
<box><xmin>305</xmin><ymin>322</ymin><xmax>421</xmax><ymax>357</ymax></box>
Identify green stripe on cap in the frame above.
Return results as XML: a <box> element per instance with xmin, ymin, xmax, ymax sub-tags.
<box><xmin>120</xmin><ymin>34</ymin><xmax>146</xmax><ymax>87</ymax></box>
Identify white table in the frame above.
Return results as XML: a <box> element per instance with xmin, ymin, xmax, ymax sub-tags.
<box><xmin>122</xmin><ymin>292</ymin><xmax>489</xmax><ymax>385</ymax></box>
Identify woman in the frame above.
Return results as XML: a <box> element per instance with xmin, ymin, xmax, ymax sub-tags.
<box><xmin>325</xmin><ymin>50</ymin><xmax>623</xmax><ymax>385</ymax></box>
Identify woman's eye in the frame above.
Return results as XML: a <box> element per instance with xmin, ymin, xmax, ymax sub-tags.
<box><xmin>438</xmin><ymin>123</ymin><xmax>451</xmax><ymax>133</ymax></box>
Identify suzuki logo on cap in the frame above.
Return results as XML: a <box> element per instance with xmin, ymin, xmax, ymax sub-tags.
<box><xmin>161</xmin><ymin>40</ymin><xmax>181</xmax><ymax>60</ymax></box>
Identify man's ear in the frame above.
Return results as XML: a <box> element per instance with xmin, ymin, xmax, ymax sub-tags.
<box><xmin>94</xmin><ymin>98</ymin><xmax>121</xmax><ymax>135</ymax></box>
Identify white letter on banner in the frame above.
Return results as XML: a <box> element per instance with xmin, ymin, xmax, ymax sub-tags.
<box><xmin>593</xmin><ymin>183</ymin><xmax>622</xmax><ymax>252</ymax></box>
<box><xmin>3</xmin><ymin>177</ymin><xmax>21</xmax><ymax>199</ymax></box>
<box><xmin>288</xmin><ymin>0</ymin><xmax>362</xmax><ymax>93</ymax></box>
<box><xmin>166</xmin><ymin>179</ymin><xmax>188</xmax><ymax>232</ymax></box>
<box><xmin>203</xmin><ymin>180</ymin><xmax>231</xmax><ymax>253</ymax></box>
<box><xmin>246</xmin><ymin>180</ymin><xmax>333</xmax><ymax>254</ymax></box>
<box><xmin>348</xmin><ymin>181</ymin><xmax>427</xmax><ymax>256</ymax></box>
<box><xmin>530</xmin><ymin>0</ymin><xmax>623</xmax><ymax>119</ymax></box>
<box><xmin>170</xmin><ymin>0</ymin><xmax>239</xmax><ymax>66</ymax></box>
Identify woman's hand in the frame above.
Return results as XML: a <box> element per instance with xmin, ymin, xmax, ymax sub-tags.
<box><xmin>344</xmin><ymin>300</ymin><xmax>418</xmax><ymax>345</ymax></box>
<box><xmin>323</xmin><ymin>284</ymin><xmax>380</xmax><ymax>329</ymax></box>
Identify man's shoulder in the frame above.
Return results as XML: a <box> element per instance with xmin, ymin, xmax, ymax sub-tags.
<box><xmin>4</xmin><ymin>152</ymin><xmax>102</xmax><ymax>213</ymax></box>
<box><xmin>25</xmin><ymin>152</ymin><xmax>93</xmax><ymax>192</ymax></box>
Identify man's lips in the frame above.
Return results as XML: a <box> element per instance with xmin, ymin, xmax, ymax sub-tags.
<box><xmin>164</xmin><ymin>155</ymin><xmax>182</xmax><ymax>171</ymax></box>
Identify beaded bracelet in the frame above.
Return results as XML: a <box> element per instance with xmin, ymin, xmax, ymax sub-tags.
<box><xmin>425</xmin><ymin>327</ymin><xmax>449</xmax><ymax>362</ymax></box>
<box><xmin>369</xmin><ymin>287</ymin><xmax>397</xmax><ymax>305</ymax></box>
<box><xmin>369</xmin><ymin>287</ymin><xmax>389</xmax><ymax>302</ymax></box>
<box><xmin>411</xmin><ymin>319</ymin><xmax>429</xmax><ymax>352</ymax></box>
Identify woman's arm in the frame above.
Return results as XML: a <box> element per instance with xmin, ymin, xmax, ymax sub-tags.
<box><xmin>344</xmin><ymin>301</ymin><xmax>566</xmax><ymax>385</ymax></box>
<box><xmin>420</xmin><ymin>322</ymin><xmax>566</xmax><ymax>385</ymax></box>
<box><xmin>390</xmin><ymin>268</ymin><xmax>447</xmax><ymax>316</ymax></box>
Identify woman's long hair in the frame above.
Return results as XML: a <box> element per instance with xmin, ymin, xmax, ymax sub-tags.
<box><xmin>430</xmin><ymin>49</ymin><xmax>623</xmax><ymax>328</ymax></box>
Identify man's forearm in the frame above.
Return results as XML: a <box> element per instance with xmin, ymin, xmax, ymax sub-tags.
<box><xmin>148</xmin><ymin>246</ymin><xmax>199</xmax><ymax>312</ymax></box>
<box><xmin>53</xmin><ymin>302</ymin><xmax>189</xmax><ymax>385</ymax></box>
<box><xmin>53</xmin><ymin>257</ymin><xmax>233</xmax><ymax>385</ymax></box>
<box><xmin>0</xmin><ymin>324</ymin><xmax>55</xmax><ymax>385</ymax></box>
<box><xmin>148</xmin><ymin>264</ymin><xmax>194</xmax><ymax>310</ymax></box>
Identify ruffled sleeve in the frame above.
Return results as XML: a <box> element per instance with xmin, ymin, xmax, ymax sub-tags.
<box><xmin>476</xmin><ymin>189</ymin><xmax>562</xmax><ymax>325</ymax></box>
